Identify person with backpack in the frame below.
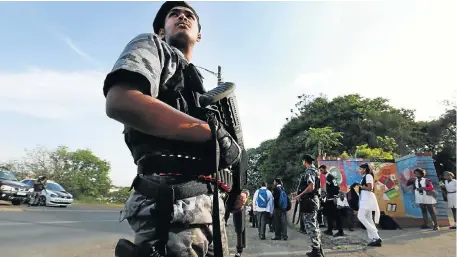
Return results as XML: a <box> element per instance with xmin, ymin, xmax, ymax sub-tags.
<box><xmin>406</xmin><ymin>168</ymin><xmax>439</xmax><ymax>230</ymax></box>
<box><xmin>294</xmin><ymin>154</ymin><xmax>324</xmax><ymax>257</ymax></box>
<box><xmin>272</xmin><ymin>178</ymin><xmax>291</xmax><ymax>241</ymax></box>
<box><xmin>355</xmin><ymin>163</ymin><xmax>382</xmax><ymax>247</ymax></box>
<box><xmin>253</xmin><ymin>182</ymin><xmax>274</xmax><ymax>239</ymax></box>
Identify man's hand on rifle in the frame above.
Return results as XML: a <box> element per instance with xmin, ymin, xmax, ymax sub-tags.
<box><xmin>211</xmin><ymin>124</ymin><xmax>242</xmax><ymax>169</ymax></box>
<box><xmin>231</xmin><ymin>191</ymin><xmax>249</xmax><ymax>213</ymax></box>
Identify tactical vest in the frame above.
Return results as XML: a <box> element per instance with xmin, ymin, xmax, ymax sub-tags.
<box><xmin>123</xmin><ymin>59</ymin><xmax>209</xmax><ymax>173</ymax></box>
<box><xmin>299</xmin><ymin>167</ymin><xmax>320</xmax><ymax>198</ymax></box>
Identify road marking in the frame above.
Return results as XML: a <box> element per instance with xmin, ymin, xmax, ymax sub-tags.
<box><xmin>0</xmin><ymin>208</ymin><xmax>24</xmax><ymax>212</ymax></box>
<box><xmin>23</xmin><ymin>208</ymin><xmax>120</xmax><ymax>213</ymax></box>
<box><xmin>0</xmin><ymin>219</ymin><xmax>119</xmax><ymax>226</ymax></box>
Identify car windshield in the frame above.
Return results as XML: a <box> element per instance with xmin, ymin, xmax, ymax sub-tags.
<box><xmin>0</xmin><ymin>170</ymin><xmax>18</xmax><ymax>181</ymax></box>
<box><xmin>46</xmin><ymin>183</ymin><xmax>65</xmax><ymax>192</ymax></box>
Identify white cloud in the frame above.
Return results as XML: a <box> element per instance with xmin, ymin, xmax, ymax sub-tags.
<box><xmin>0</xmin><ymin>69</ymin><xmax>107</xmax><ymax>119</ymax></box>
<box><xmin>63</xmin><ymin>37</ymin><xmax>93</xmax><ymax>61</ymax></box>
<box><xmin>60</xmin><ymin>36</ymin><xmax>102</xmax><ymax>68</ymax></box>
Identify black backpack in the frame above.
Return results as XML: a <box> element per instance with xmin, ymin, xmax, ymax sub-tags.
<box><xmin>347</xmin><ymin>185</ymin><xmax>359</xmax><ymax>211</ymax></box>
<box><xmin>379</xmin><ymin>211</ymin><xmax>402</xmax><ymax>230</ymax></box>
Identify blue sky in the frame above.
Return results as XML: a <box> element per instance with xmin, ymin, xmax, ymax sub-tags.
<box><xmin>0</xmin><ymin>1</ymin><xmax>455</xmax><ymax>186</ymax></box>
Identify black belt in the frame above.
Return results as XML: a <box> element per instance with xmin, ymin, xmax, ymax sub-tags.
<box><xmin>137</xmin><ymin>155</ymin><xmax>209</xmax><ymax>176</ymax></box>
<box><xmin>448</xmin><ymin>191</ymin><xmax>456</xmax><ymax>194</ymax></box>
<box><xmin>131</xmin><ymin>175</ymin><xmax>211</xmax><ymax>200</ymax></box>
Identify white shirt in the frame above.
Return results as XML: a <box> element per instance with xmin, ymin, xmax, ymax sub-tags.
<box><xmin>445</xmin><ymin>179</ymin><xmax>456</xmax><ymax>193</ymax></box>
<box><xmin>253</xmin><ymin>187</ymin><xmax>274</xmax><ymax>214</ymax></box>
<box><xmin>336</xmin><ymin>197</ymin><xmax>350</xmax><ymax>208</ymax></box>
<box><xmin>359</xmin><ymin>174</ymin><xmax>380</xmax><ymax>223</ymax></box>
<box><xmin>414</xmin><ymin>178</ymin><xmax>437</xmax><ymax>205</ymax></box>
<box><xmin>445</xmin><ymin>179</ymin><xmax>457</xmax><ymax>208</ymax></box>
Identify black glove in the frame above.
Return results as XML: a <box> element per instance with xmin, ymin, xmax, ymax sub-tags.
<box><xmin>203</xmin><ymin>124</ymin><xmax>241</xmax><ymax>170</ymax></box>
<box><xmin>214</xmin><ymin>125</ymin><xmax>241</xmax><ymax>169</ymax></box>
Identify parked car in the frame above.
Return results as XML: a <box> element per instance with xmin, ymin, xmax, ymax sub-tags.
<box><xmin>0</xmin><ymin>170</ymin><xmax>32</xmax><ymax>205</ymax></box>
<box><xmin>21</xmin><ymin>179</ymin><xmax>74</xmax><ymax>207</ymax></box>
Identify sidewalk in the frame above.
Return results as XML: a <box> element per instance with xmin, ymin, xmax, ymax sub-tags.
<box><xmin>226</xmin><ymin>216</ymin><xmax>457</xmax><ymax>257</ymax></box>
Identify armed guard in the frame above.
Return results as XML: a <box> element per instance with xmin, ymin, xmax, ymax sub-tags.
<box><xmin>294</xmin><ymin>154</ymin><xmax>324</xmax><ymax>257</ymax></box>
<box><xmin>103</xmin><ymin>2</ymin><xmax>248</xmax><ymax>257</ymax></box>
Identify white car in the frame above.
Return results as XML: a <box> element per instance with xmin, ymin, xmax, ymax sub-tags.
<box><xmin>21</xmin><ymin>179</ymin><xmax>74</xmax><ymax>207</ymax></box>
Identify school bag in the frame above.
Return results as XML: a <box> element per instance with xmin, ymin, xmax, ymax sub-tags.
<box><xmin>256</xmin><ymin>189</ymin><xmax>268</xmax><ymax>208</ymax></box>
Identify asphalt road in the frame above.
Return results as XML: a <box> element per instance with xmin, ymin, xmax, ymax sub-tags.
<box><xmin>1</xmin><ymin>204</ymin><xmax>455</xmax><ymax>257</ymax></box>
<box><xmin>0</xmin><ymin>204</ymin><xmax>133</xmax><ymax>257</ymax></box>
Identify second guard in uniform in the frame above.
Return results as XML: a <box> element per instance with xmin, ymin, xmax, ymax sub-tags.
<box><xmin>294</xmin><ymin>154</ymin><xmax>323</xmax><ymax>257</ymax></box>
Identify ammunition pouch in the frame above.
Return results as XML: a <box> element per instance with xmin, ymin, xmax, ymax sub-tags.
<box><xmin>115</xmin><ymin>238</ymin><xmax>164</xmax><ymax>257</ymax></box>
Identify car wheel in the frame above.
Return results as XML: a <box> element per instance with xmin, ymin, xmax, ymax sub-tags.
<box><xmin>38</xmin><ymin>196</ymin><xmax>46</xmax><ymax>206</ymax></box>
<box><xmin>12</xmin><ymin>199</ymin><xmax>21</xmax><ymax>206</ymax></box>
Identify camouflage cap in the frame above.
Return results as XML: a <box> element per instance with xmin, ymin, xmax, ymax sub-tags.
<box><xmin>153</xmin><ymin>1</ymin><xmax>201</xmax><ymax>34</ymax></box>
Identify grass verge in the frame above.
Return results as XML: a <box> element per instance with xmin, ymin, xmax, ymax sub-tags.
<box><xmin>73</xmin><ymin>196</ymin><xmax>125</xmax><ymax>209</ymax></box>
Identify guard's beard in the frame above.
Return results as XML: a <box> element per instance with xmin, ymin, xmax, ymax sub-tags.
<box><xmin>167</xmin><ymin>32</ymin><xmax>192</xmax><ymax>56</ymax></box>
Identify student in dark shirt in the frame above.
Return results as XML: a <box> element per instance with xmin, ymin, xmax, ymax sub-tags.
<box><xmin>320</xmin><ymin>165</ymin><xmax>344</xmax><ymax>237</ymax></box>
<box><xmin>272</xmin><ymin>178</ymin><xmax>288</xmax><ymax>240</ymax></box>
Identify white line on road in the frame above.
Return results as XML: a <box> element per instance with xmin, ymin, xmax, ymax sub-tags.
<box><xmin>0</xmin><ymin>219</ymin><xmax>119</xmax><ymax>226</ymax></box>
<box><xmin>23</xmin><ymin>208</ymin><xmax>120</xmax><ymax>213</ymax></box>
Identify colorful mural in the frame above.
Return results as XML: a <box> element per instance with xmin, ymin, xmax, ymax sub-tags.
<box><xmin>319</xmin><ymin>159</ymin><xmax>406</xmax><ymax>217</ymax></box>
<box><xmin>396</xmin><ymin>154</ymin><xmax>447</xmax><ymax>219</ymax></box>
<box><xmin>371</xmin><ymin>162</ymin><xmax>405</xmax><ymax>217</ymax></box>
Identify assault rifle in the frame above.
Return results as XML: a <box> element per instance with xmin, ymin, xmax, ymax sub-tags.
<box><xmin>198</xmin><ymin>66</ymin><xmax>248</xmax><ymax>257</ymax></box>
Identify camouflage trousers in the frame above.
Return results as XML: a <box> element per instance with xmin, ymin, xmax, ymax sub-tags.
<box><xmin>120</xmin><ymin>190</ymin><xmax>230</xmax><ymax>257</ymax></box>
<box><xmin>303</xmin><ymin>211</ymin><xmax>322</xmax><ymax>249</ymax></box>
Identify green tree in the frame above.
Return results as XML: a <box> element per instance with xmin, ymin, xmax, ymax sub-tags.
<box><xmin>107</xmin><ymin>187</ymin><xmax>131</xmax><ymax>204</ymax></box>
<box><xmin>246</xmin><ymin>139</ymin><xmax>275</xmax><ymax>194</ymax></box>
<box><xmin>355</xmin><ymin>144</ymin><xmax>396</xmax><ymax>160</ymax></box>
<box><xmin>300</xmin><ymin>127</ymin><xmax>344</xmax><ymax>157</ymax></box>
<box><xmin>3</xmin><ymin>145</ymin><xmax>112</xmax><ymax>198</ymax></box>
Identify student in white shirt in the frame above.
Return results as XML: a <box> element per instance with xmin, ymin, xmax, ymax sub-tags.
<box><xmin>406</xmin><ymin>168</ymin><xmax>439</xmax><ymax>230</ymax></box>
<box><xmin>356</xmin><ymin>163</ymin><xmax>382</xmax><ymax>247</ymax></box>
<box><xmin>443</xmin><ymin>171</ymin><xmax>456</xmax><ymax>229</ymax></box>
<box><xmin>336</xmin><ymin>191</ymin><xmax>354</xmax><ymax>231</ymax></box>
<box><xmin>253</xmin><ymin>182</ymin><xmax>274</xmax><ymax>240</ymax></box>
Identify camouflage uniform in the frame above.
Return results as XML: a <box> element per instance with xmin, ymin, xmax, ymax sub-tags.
<box><xmin>121</xmin><ymin>189</ymin><xmax>229</xmax><ymax>257</ymax></box>
<box><xmin>103</xmin><ymin>32</ymin><xmax>231</xmax><ymax>257</ymax></box>
<box><xmin>298</xmin><ymin>165</ymin><xmax>322</xmax><ymax>254</ymax></box>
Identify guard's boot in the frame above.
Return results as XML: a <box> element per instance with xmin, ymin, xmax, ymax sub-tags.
<box><xmin>306</xmin><ymin>248</ymin><xmax>323</xmax><ymax>257</ymax></box>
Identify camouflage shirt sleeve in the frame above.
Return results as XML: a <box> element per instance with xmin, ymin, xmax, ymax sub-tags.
<box><xmin>306</xmin><ymin>168</ymin><xmax>317</xmax><ymax>186</ymax></box>
<box><xmin>103</xmin><ymin>33</ymin><xmax>164</xmax><ymax>98</ymax></box>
